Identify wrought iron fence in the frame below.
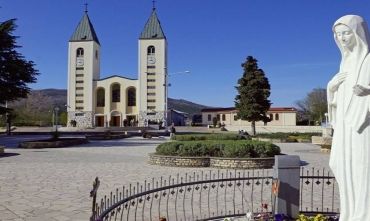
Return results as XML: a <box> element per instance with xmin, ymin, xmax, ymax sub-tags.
<box><xmin>299</xmin><ymin>167</ymin><xmax>340</xmax><ymax>215</ymax></box>
<box><xmin>90</xmin><ymin>167</ymin><xmax>340</xmax><ymax>221</ymax></box>
<box><xmin>90</xmin><ymin>170</ymin><xmax>274</xmax><ymax>221</ymax></box>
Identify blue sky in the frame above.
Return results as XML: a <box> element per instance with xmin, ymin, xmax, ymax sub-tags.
<box><xmin>1</xmin><ymin>0</ymin><xmax>370</xmax><ymax>107</ymax></box>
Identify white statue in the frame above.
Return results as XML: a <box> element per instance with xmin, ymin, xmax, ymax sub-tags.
<box><xmin>328</xmin><ymin>15</ymin><xmax>370</xmax><ymax>221</ymax></box>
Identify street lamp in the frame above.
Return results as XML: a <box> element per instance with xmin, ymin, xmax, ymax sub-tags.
<box><xmin>54</xmin><ymin>107</ymin><xmax>60</xmax><ymax>134</ymax></box>
<box><xmin>163</xmin><ymin>70</ymin><xmax>190</xmax><ymax>129</ymax></box>
<box><xmin>324</xmin><ymin>112</ymin><xmax>328</xmax><ymax>127</ymax></box>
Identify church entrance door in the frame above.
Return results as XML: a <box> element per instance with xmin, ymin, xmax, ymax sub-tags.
<box><xmin>95</xmin><ymin>116</ymin><xmax>104</xmax><ymax>127</ymax></box>
<box><xmin>111</xmin><ymin>116</ymin><xmax>120</xmax><ymax>127</ymax></box>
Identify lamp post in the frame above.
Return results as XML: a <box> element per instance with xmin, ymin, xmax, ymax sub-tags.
<box><xmin>54</xmin><ymin>107</ymin><xmax>60</xmax><ymax>133</ymax></box>
<box><xmin>163</xmin><ymin>70</ymin><xmax>190</xmax><ymax>129</ymax></box>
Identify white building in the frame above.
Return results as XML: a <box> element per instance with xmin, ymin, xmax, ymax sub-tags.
<box><xmin>67</xmin><ymin>7</ymin><xmax>167</xmax><ymax>127</ymax></box>
<box><xmin>201</xmin><ymin>107</ymin><xmax>297</xmax><ymax>127</ymax></box>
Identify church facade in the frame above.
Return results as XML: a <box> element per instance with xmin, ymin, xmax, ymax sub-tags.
<box><xmin>67</xmin><ymin>8</ymin><xmax>167</xmax><ymax>127</ymax></box>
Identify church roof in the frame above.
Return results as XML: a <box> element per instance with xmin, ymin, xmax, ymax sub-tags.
<box><xmin>140</xmin><ymin>9</ymin><xmax>166</xmax><ymax>39</ymax></box>
<box><xmin>70</xmin><ymin>12</ymin><xmax>100</xmax><ymax>44</ymax></box>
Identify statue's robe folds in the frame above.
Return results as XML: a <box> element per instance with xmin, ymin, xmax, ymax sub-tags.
<box><xmin>328</xmin><ymin>53</ymin><xmax>370</xmax><ymax>221</ymax></box>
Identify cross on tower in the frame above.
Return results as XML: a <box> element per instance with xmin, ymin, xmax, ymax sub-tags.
<box><xmin>84</xmin><ymin>3</ymin><xmax>88</xmax><ymax>13</ymax></box>
<box><xmin>152</xmin><ymin>0</ymin><xmax>156</xmax><ymax>10</ymax></box>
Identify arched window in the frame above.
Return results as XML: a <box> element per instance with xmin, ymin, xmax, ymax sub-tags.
<box><xmin>275</xmin><ymin>113</ymin><xmax>279</xmax><ymax>121</ymax></box>
<box><xmin>112</xmin><ymin>84</ymin><xmax>120</xmax><ymax>102</ymax></box>
<box><xmin>127</xmin><ymin>88</ymin><xmax>136</xmax><ymax>106</ymax></box>
<box><xmin>270</xmin><ymin>114</ymin><xmax>273</xmax><ymax>121</ymax></box>
<box><xmin>147</xmin><ymin>46</ymin><xmax>155</xmax><ymax>55</ymax></box>
<box><xmin>76</xmin><ymin>48</ymin><xmax>84</xmax><ymax>57</ymax></box>
<box><xmin>96</xmin><ymin>88</ymin><xmax>105</xmax><ymax>107</ymax></box>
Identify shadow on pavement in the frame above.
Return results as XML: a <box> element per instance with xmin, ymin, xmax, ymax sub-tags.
<box><xmin>0</xmin><ymin>152</ymin><xmax>20</xmax><ymax>158</ymax></box>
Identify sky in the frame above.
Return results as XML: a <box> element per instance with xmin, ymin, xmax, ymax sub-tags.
<box><xmin>1</xmin><ymin>0</ymin><xmax>370</xmax><ymax>107</ymax></box>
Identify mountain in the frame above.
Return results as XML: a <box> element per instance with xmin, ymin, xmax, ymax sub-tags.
<box><xmin>10</xmin><ymin>89</ymin><xmax>211</xmax><ymax>117</ymax></box>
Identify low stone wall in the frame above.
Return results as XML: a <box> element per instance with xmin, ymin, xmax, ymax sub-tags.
<box><xmin>225</xmin><ymin>125</ymin><xmax>322</xmax><ymax>133</ymax></box>
<box><xmin>149</xmin><ymin>154</ymin><xmax>275</xmax><ymax>169</ymax></box>
<box><xmin>210</xmin><ymin>157</ymin><xmax>274</xmax><ymax>169</ymax></box>
<box><xmin>19</xmin><ymin>138</ymin><xmax>88</xmax><ymax>149</ymax></box>
<box><xmin>148</xmin><ymin>154</ymin><xmax>210</xmax><ymax>167</ymax></box>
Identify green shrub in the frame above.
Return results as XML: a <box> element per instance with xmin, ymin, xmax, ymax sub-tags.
<box><xmin>156</xmin><ymin>140</ymin><xmax>280</xmax><ymax>158</ymax></box>
<box><xmin>173</xmin><ymin>134</ymin><xmax>246</xmax><ymax>141</ymax></box>
<box><xmin>256</xmin><ymin>132</ymin><xmax>320</xmax><ymax>141</ymax></box>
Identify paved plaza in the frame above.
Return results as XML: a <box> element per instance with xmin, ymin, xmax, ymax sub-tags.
<box><xmin>0</xmin><ymin>135</ymin><xmax>332</xmax><ymax>221</ymax></box>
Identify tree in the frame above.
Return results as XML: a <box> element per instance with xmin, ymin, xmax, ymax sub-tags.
<box><xmin>235</xmin><ymin>56</ymin><xmax>271</xmax><ymax>135</ymax></box>
<box><xmin>0</xmin><ymin>19</ymin><xmax>39</xmax><ymax>104</ymax></box>
<box><xmin>295</xmin><ymin>87</ymin><xmax>327</xmax><ymax>125</ymax></box>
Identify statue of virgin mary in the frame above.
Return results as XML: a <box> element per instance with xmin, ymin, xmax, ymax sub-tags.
<box><xmin>328</xmin><ymin>15</ymin><xmax>370</xmax><ymax>221</ymax></box>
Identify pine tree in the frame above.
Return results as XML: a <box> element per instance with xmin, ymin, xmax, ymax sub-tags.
<box><xmin>0</xmin><ymin>19</ymin><xmax>39</xmax><ymax>105</ymax></box>
<box><xmin>235</xmin><ymin>56</ymin><xmax>271</xmax><ymax>135</ymax></box>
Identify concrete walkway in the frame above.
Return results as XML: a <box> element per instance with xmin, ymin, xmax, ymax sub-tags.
<box><xmin>0</xmin><ymin>136</ymin><xmax>331</xmax><ymax>221</ymax></box>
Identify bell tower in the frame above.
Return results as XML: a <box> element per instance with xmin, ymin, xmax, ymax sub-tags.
<box><xmin>138</xmin><ymin>7</ymin><xmax>167</xmax><ymax>125</ymax></box>
<box><xmin>67</xmin><ymin>9</ymin><xmax>101</xmax><ymax>127</ymax></box>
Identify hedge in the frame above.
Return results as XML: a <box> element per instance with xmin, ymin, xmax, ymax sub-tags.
<box><xmin>256</xmin><ymin>132</ymin><xmax>320</xmax><ymax>142</ymax></box>
<box><xmin>173</xmin><ymin>134</ymin><xmax>247</xmax><ymax>141</ymax></box>
<box><xmin>156</xmin><ymin>140</ymin><xmax>280</xmax><ymax>158</ymax></box>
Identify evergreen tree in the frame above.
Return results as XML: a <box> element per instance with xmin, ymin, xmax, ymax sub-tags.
<box><xmin>235</xmin><ymin>56</ymin><xmax>271</xmax><ymax>135</ymax></box>
<box><xmin>0</xmin><ymin>19</ymin><xmax>39</xmax><ymax>105</ymax></box>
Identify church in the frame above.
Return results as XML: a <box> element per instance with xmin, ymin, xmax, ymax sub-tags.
<box><xmin>67</xmin><ymin>6</ymin><xmax>167</xmax><ymax>128</ymax></box>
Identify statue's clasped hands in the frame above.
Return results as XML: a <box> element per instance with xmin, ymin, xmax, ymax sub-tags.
<box><xmin>353</xmin><ymin>84</ymin><xmax>370</xmax><ymax>96</ymax></box>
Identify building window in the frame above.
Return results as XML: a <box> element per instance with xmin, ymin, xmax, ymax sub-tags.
<box><xmin>75</xmin><ymin>112</ymin><xmax>85</xmax><ymax>116</ymax></box>
<box><xmin>147</xmin><ymin>99</ymin><xmax>156</xmax><ymax>102</ymax></box>
<box><xmin>76</xmin><ymin>107</ymin><xmax>84</xmax><ymax>110</ymax></box>
<box><xmin>147</xmin><ymin>86</ymin><xmax>156</xmax><ymax>89</ymax></box>
<box><xmin>97</xmin><ymin>88</ymin><xmax>105</xmax><ymax>107</ymax></box>
<box><xmin>95</xmin><ymin>50</ymin><xmax>98</xmax><ymax>59</ymax></box>
<box><xmin>217</xmin><ymin>114</ymin><xmax>220</xmax><ymax>121</ymax></box>
<box><xmin>76</xmin><ymin>87</ymin><xmax>84</xmax><ymax>90</ymax></box>
<box><xmin>147</xmin><ymin>79</ymin><xmax>156</xmax><ymax>82</ymax></box>
<box><xmin>76</xmin><ymin>80</ymin><xmax>84</xmax><ymax>83</ymax></box>
<box><xmin>76</xmin><ymin>94</ymin><xmax>83</xmax><ymax>97</ymax></box>
<box><xmin>270</xmin><ymin>114</ymin><xmax>273</xmax><ymax>121</ymax></box>
<box><xmin>222</xmin><ymin>114</ymin><xmax>226</xmax><ymax>121</ymax></box>
<box><xmin>127</xmin><ymin>87</ymin><xmax>136</xmax><ymax>106</ymax></box>
<box><xmin>76</xmin><ymin>48</ymin><xmax>84</xmax><ymax>57</ymax></box>
<box><xmin>76</xmin><ymin>100</ymin><xmax>83</xmax><ymax>103</ymax></box>
<box><xmin>147</xmin><ymin>72</ymin><xmax>156</xmax><ymax>76</ymax></box>
<box><xmin>76</xmin><ymin>67</ymin><xmax>84</xmax><ymax>70</ymax></box>
<box><xmin>147</xmin><ymin>112</ymin><xmax>156</xmax><ymax>115</ymax></box>
<box><xmin>112</xmin><ymin>84</ymin><xmax>120</xmax><ymax>102</ymax></box>
<box><xmin>147</xmin><ymin>92</ymin><xmax>156</xmax><ymax>96</ymax></box>
<box><xmin>234</xmin><ymin>115</ymin><xmax>238</xmax><ymax>121</ymax></box>
<box><xmin>147</xmin><ymin>46</ymin><xmax>155</xmax><ymax>55</ymax></box>
<box><xmin>147</xmin><ymin>65</ymin><xmax>155</xmax><ymax>69</ymax></box>
<box><xmin>76</xmin><ymin>74</ymin><xmax>84</xmax><ymax>77</ymax></box>
<box><xmin>275</xmin><ymin>113</ymin><xmax>279</xmax><ymax>121</ymax></box>
<box><xmin>147</xmin><ymin>106</ymin><xmax>156</xmax><ymax>110</ymax></box>
<box><xmin>208</xmin><ymin>114</ymin><xmax>211</xmax><ymax>121</ymax></box>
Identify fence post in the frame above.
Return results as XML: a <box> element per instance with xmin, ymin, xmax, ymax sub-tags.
<box><xmin>273</xmin><ymin>155</ymin><xmax>301</xmax><ymax>219</ymax></box>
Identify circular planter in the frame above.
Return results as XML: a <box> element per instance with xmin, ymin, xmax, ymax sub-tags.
<box><xmin>210</xmin><ymin>157</ymin><xmax>274</xmax><ymax>169</ymax></box>
<box><xmin>148</xmin><ymin>154</ymin><xmax>210</xmax><ymax>167</ymax></box>
<box><xmin>148</xmin><ymin>154</ymin><xmax>275</xmax><ymax>169</ymax></box>
<box><xmin>19</xmin><ymin>138</ymin><xmax>88</xmax><ymax>149</ymax></box>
